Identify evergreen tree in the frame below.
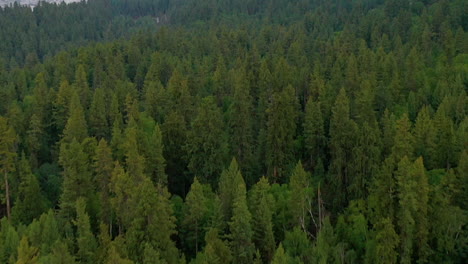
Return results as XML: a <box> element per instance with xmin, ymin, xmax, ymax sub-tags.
<box><xmin>289</xmin><ymin>161</ymin><xmax>312</xmax><ymax>231</ymax></box>
<box><xmin>61</xmin><ymin>91</ymin><xmax>88</xmax><ymax>144</ymax></box>
<box><xmin>11</xmin><ymin>155</ymin><xmax>46</xmax><ymax>225</ymax></box>
<box><xmin>228</xmin><ymin>68</ymin><xmax>254</xmax><ymax>184</ymax></box>
<box><xmin>249</xmin><ymin>177</ymin><xmax>275</xmax><ymax>262</ymax></box>
<box><xmin>413</xmin><ymin>106</ymin><xmax>436</xmax><ymax>169</ymax></box>
<box><xmin>186</xmin><ymin>97</ymin><xmax>228</xmax><ymax>185</ymax></box>
<box><xmin>271</xmin><ymin>243</ymin><xmax>293</xmax><ymax>264</ymax></box>
<box><xmin>183</xmin><ymin>177</ymin><xmax>207</xmax><ymax>255</ymax></box>
<box><xmin>228</xmin><ymin>175</ymin><xmax>254</xmax><ymax>264</ymax></box>
<box><xmin>0</xmin><ymin>116</ymin><xmax>17</xmax><ymax>219</ymax></box>
<box><xmin>59</xmin><ymin>139</ymin><xmax>93</xmax><ymax>218</ymax></box>
<box><xmin>144</xmin><ymin>124</ymin><xmax>166</xmax><ymax>185</ymax></box>
<box><xmin>94</xmin><ymin>139</ymin><xmax>114</xmax><ymax>232</ymax></box>
<box><xmin>89</xmin><ymin>88</ymin><xmax>109</xmax><ymax>139</ymax></box>
<box><xmin>74</xmin><ymin>65</ymin><xmax>90</xmax><ymax>108</ymax></box>
<box><xmin>329</xmin><ymin>88</ymin><xmax>357</xmax><ymax>209</ymax></box>
<box><xmin>74</xmin><ymin>198</ymin><xmax>97</xmax><ymax>264</ymax></box>
<box><xmin>266</xmin><ymin>85</ymin><xmax>298</xmax><ymax>182</ymax></box>
<box><xmin>303</xmin><ymin>99</ymin><xmax>325</xmax><ymax>170</ymax></box>
<box><xmin>218</xmin><ymin>158</ymin><xmax>245</xmax><ymax>225</ymax></box>
<box><xmin>374</xmin><ymin>218</ymin><xmax>399</xmax><ymax>264</ymax></box>
<box><xmin>15</xmin><ymin>236</ymin><xmax>38</xmax><ymax>264</ymax></box>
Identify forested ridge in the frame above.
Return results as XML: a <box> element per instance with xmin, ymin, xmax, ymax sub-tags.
<box><xmin>0</xmin><ymin>0</ymin><xmax>467</xmax><ymax>263</ymax></box>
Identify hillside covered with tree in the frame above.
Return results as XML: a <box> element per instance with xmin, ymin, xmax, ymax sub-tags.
<box><xmin>0</xmin><ymin>0</ymin><xmax>467</xmax><ymax>263</ymax></box>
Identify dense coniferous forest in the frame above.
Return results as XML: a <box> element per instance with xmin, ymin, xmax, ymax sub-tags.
<box><xmin>0</xmin><ymin>0</ymin><xmax>467</xmax><ymax>263</ymax></box>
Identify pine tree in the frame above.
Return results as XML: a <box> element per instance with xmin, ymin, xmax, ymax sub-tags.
<box><xmin>74</xmin><ymin>65</ymin><xmax>90</xmax><ymax>108</ymax></box>
<box><xmin>229</xmin><ymin>176</ymin><xmax>254</xmax><ymax>264</ymax></box>
<box><xmin>198</xmin><ymin>228</ymin><xmax>232</xmax><ymax>264</ymax></box>
<box><xmin>183</xmin><ymin>177</ymin><xmax>207</xmax><ymax>255</ymax></box>
<box><xmin>143</xmin><ymin>243</ymin><xmax>165</xmax><ymax>264</ymax></box>
<box><xmin>0</xmin><ymin>116</ymin><xmax>17</xmax><ymax>219</ymax></box>
<box><xmin>434</xmin><ymin>103</ymin><xmax>456</xmax><ymax>169</ymax></box>
<box><xmin>11</xmin><ymin>155</ymin><xmax>46</xmax><ymax>225</ymax></box>
<box><xmin>186</xmin><ymin>97</ymin><xmax>228</xmax><ymax>185</ymax></box>
<box><xmin>32</xmin><ymin>72</ymin><xmax>49</xmax><ymax>121</ymax></box>
<box><xmin>161</xmin><ymin>111</ymin><xmax>188</xmax><ymax>195</ymax></box>
<box><xmin>94</xmin><ymin>139</ymin><xmax>114</xmax><ymax>231</ymax></box>
<box><xmin>145</xmin><ymin>124</ymin><xmax>166</xmax><ymax>185</ymax></box>
<box><xmin>266</xmin><ymin>85</ymin><xmax>298</xmax><ymax>182</ymax></box>
<box><xmin>271</xmin><ymin>243</ymin><xmax>293</xmax><ymax>264</ymax></box>
<box><xmin>249</xmin><ymin>177</ymin><xmax>275</xmax><ymax>262</ymax></box>
<box><xmin>413</xmin><ymin>106</ymin><xmax>436</xmax><ymax>169</ymax></box>
<box><xmin>74</xmin><ymin>198</ymin><xmax>97</xmax><ymax>264</ymax></box>
<box><xmin>89</xmin><ymin>88</ymin><xmax>109</xmax><ymax>139</ymax></box>
<box><xmin>218</xmin><ymin>159</ymin><xmax>245</xmax><ymax>225</ymax></box>
<box><xmin>391</xmin><ymin>114</ymin><xmax>414</xmax><ymax>163</ymax></box>
<box><xmin>303</xmin><ymin>99</ymin><xmax>325</xmax><ymax>170</ymax></box>
<box><xmin>59</xmin><ymin>139</ymin><xmax>93</xmax><ymax>218</ymax></box>
<box><xmin>396</xmin><ymin>156</ymin><xmax>416</xmax><ymax>264</ymax></box>
<box><xmin>329</xmin><ymin>88</ymin><xmax>357</xmax><ymax>209</ymax></box>
<box><xmin>62</xmin><ymin>91</ymin><xmax>88</xmax><ymax>144</ymax></box>
<box><xmin>15</xmin><ymin>236</ymin><xmax>38</xmax><ymax>264</ymax></box>
<box><xmin>53</xmin><ymin>80</ymin><xmax>73</xmax><ymax>133</ymax></box>
<box><xmin>26</xmin><ymin>114</ymin><xmax>44</xmax><ymax>168</ymax></box>
<box><xmin>289</xmin><ymin>161</ymin><xmax>312</xmax><ymax>231</ymax></box>
<box><xmin>106</xmin><ymin>245</ymin><xmax>134</xmax><ymax>264</ymax></box>
<box><xmin>374</xmin><ymin>218</ymin><xmax>399</xmax><ymax>264</ymax></box>
<box><xmin>228</xmin><ymin>68</ymin><xmax>254</xmax><ymax>183</ymax></box>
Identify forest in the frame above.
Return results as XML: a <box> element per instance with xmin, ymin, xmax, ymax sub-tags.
<box><xmin>0</xmin><ymin>0</ymin><xmax>467</xmax><ymax>263</ymax></box>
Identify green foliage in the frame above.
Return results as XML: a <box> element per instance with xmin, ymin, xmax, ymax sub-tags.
<box><xmin>0</xmin><ymin>0</ymin><xmax>466</xmax><ymax>262</ymax></box>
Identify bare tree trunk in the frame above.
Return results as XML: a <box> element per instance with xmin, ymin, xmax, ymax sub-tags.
<box><xmin>4</xmin><ymin>171</ymin><xmax>10</xmax><ymax>220</ymax></box>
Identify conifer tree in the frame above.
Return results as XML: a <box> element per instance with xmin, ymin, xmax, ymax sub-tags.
<box><xmin>391</xmin><ymin>114</ymin><xmax>414</xmax><ymax>163</ymax></box>
<box><xmin>53</xmin><ymin>80</ymin><xmax>73</xmax><ymax>133</ymax></box>
<box><xmin>89</xmin><ymin>88</ymin><xmax>109</xmax><ymax>139</ymax></box>
<box><xmin>12</xmin><ymin>155</ymin><xmax>46</xmax><ymax>225</ymax></box>
<box><xmin>74</xmin><ymin>65</ymin><xmax>90</xmax><ymax>108</ymax></box>
<box><xmin>374</xmin><ymin>218</ymin><xmax>399</xmax><ymax>264</ymax></box>
<box><xmin>26</xmin><ymin>114</ymin><xmax>44</xmax><ymax>168</ymax></box>
<box><xmin>249</xmin><ymin>177</ymin><xmax>275</xmax><ymax>262</ymax></box>
<box><xmin>0</xmin><ymin>116</ymin><xmax>17</xmax><ymax>219</ymax></box>
<box><xmin>59</xmin><ymin>139</ymin><xmax>93</xmax><ymax>218</ymax></box>
<box><xmin>15</xmin><ymin>236</ymin><xmax>38</xmax><ymax>264</ymax></box>
<box><xmin>289</xmin><ymin>161</ymin><xmax>312</xmax><ymax>231</ymax></box>
<box><xmin>228</xmin><ymin>176</ymin><xmax>254</xmax><ymax>264</ymax></box>
<box><xmin>303</xmin><ymin>99</ymin><xmax>325</xmax><ymax>170</ymax></box>
<box><xmin>74</xmin><ymin>198</ymin><xmax>97</xmax><ymax>264</ymax></box>
<box><xmin>62</xmin><ymin>91</ymin><xmax>88</xmax><ymax>144</ymax></box>
<box><xmin>144</xmin><ymin>124</ymin><xmax>166</xmax><ymax>185</ymax></box>
<box><xmin>228</xmin><ymin>68</ymin><xmax>254</xmax><ymax>183</ymax></box>
<box><xmin>395</xmin><ymin>157</ymin><xmax>416</xmax><ymax>264</ymax></box>
<box><xmin>218</xmin><ymin>158</ymin><xmax>245</xmax><ymax>225</ymax></box>
<box><xmin>183</xmin><ymin>177</ymin><xmax>207</xmax><ymax>255</ymax></box>
<box><xmin>271</xmin><ymin>243</ymin><xmax>293</xmax><ymax>264</ymax></box>
<box><xmin>413</xmin><ymin>106</ymin><xmax>436</xmax><ymax>169</ymax></box>
<box><xmin>187</xmin><ymin>97</ymin><xmax>228</xmax><ymax>185</ymax></box>
<box><xmin>266</xmin><ymin>85</ymin><xmax>298</xmax><ymax>182</ymax></box>
<box><xmin>329</xmin><ymin>88</ymin><xmax>357</xmax><ymax>209</ymax></box>
<box><xmin>94</xmin><ymin>139</ymin><xmax>114</xmax><ymax>232</ymax></box>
